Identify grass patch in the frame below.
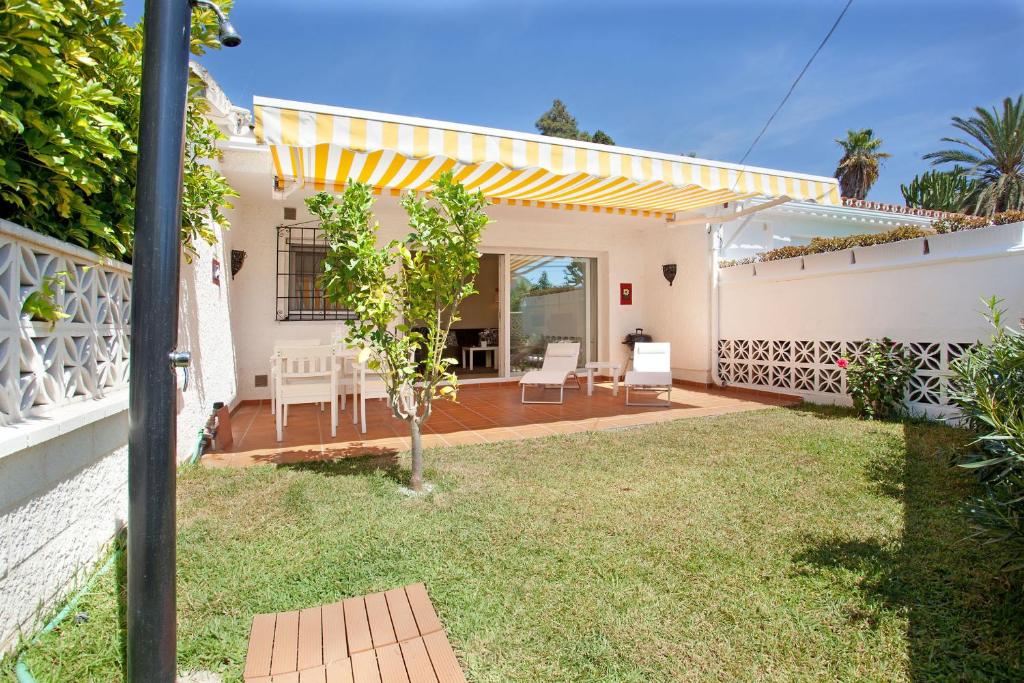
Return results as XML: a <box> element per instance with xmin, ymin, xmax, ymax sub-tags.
<box><xmin>4</xmin><ymin>405</ymin><xmax>1023</xmax><ymax>681</ymax></box>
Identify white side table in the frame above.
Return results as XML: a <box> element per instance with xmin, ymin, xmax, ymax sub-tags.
<box><xmin>462</xmin><ymin>345</ymin><xmax>497</xmax><ymax>371</ymax></box>
<box><xmin>585</xmin><ymin>361</ymin><xmax>622</xmax><ymax>396</ymax></box>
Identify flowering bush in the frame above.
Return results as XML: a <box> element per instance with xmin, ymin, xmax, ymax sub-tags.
<box><xmin>841</xmin><ymin>339</ymin><xmax>918</xmax><ymax>419</ymax></box>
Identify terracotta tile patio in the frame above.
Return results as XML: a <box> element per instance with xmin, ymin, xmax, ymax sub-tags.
<box><xmin>203</xmin><ymin>381</ymin><xmax>799</xmax><ymax>468</ymax></box>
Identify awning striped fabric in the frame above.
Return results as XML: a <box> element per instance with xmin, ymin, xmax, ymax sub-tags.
<box><xmin>253</xmin><ymin>97</ymin><xmax>841</xmax><ymax>217</ymax></box>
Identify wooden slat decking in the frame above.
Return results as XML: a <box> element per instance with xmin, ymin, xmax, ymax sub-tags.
<box><xmin>243</xmin><ymin>583</ymin><xmax>465</xmax><ymax>683</ymax></box>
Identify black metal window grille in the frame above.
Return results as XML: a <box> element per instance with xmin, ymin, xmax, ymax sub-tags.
<box><xmin>275</xmin><ymin>224</ymin><xmax>356</xmax><ymax>321</ymax></box>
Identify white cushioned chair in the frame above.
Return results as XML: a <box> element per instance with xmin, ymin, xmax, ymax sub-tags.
<box><xmin>624</xmin><ymin>342</ymin><xmax>672</xmax><ymax>407</ymax></box>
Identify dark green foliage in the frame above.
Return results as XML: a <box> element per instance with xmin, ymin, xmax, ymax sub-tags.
<box><xmin>900</xmin><ymin>166</ymin><xmax>980</xmax><ymax>213</ymax></box>
<box><xmin>948</xmin><ymin>298</ymin><xmax>1024</xmax><ymax>570</ymax></box>
<box><xmin>924</xmin><ymin>95</ymin><xmax>1024</xmax><ymax>215</ymax></box>
<box><xmin>535</xmin><ymin>99</ymin><xmax>615</xmax><ymax>145</ymax></box>
<box><xmin>842</xmin><ymin>339</ymin><xmax>918</xmax><ymax>420</ymax></box>
<box><xmin>0</xmin><ymin>0</ymin><xmax>236</xmax><ymax>258</ymax></box>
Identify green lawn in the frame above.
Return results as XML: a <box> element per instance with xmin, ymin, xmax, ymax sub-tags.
<box><xmin>5</xmin><ymin>405</ymin><xmax>1023</xmax><ymax>682</ymax></box>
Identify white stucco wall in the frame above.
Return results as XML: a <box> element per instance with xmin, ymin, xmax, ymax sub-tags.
<box><xmin>716</xmin><ymin>222</ymin><xmax>1024</xmax><ymax>414</ymax></box>
<box><xmin>0</xmin><ymin>216</ymin><xmax>238</xmax><ymax>655</ymax></box>
<box><xmin>175</xmin><ymin>219</ymin><xmax>240</xmax><ymax>459</ymax></box>
<box><xmin>641</xmin><ymin>222</ymin><xmax>715</xmax><ymax>384</ymax></box>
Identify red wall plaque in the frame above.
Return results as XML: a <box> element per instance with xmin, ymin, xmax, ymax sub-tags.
<box><xmin>620</xmin><ymin>282</ymin><xmax>632</xmax><ymax>305</ymax></box>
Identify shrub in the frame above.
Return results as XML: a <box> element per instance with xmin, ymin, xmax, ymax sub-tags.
<box><xmin>932</xmin><ymin>214</ymin><xmax>991</xmax><ymax>234</ymax></box>
<box><xmin>719</xmin><ymin>210</ymin><xmax>1024</xmax><ymax>268</ymax></box>
<box><xmin>840</xmin><ymin>339</ymin><xmax>918</xmax><ymax>420</ymax></box>
<box><xmin>947</xmin><ymin>298</ymin><xmax>1024</xmax><ymax>570</ymax></box>
<box><xmin>992</xmin><ymin>209</ymin><xmax>1024</xmax><ymax>225</ymax></box>
<box><xmin>0</xmin><ymin>0</ymin><xmax>236</xmax><ymax>259</ymax></box>
<box><xmin>750</xmin><ymin>225</ymin><xmax>930</xmax><ymax>264</ymax></box>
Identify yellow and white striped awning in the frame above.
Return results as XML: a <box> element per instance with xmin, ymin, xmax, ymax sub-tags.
<box><xmin>253</xmin><ymin>97</ymin><xmax>841</xmax><ymax>218</ymax></box>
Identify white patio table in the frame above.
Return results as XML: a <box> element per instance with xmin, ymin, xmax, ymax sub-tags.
<box><xmin>584</xmin><ymin>361</ymin><xmax>622</xmax><ymax>396</ymax></box>
<box><xmin>462</xmin><ymin>344</ymin><xmax>497</xmax><ymax>371</ymax></box>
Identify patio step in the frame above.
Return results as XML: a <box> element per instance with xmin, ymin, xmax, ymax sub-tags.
<box><xmin>243</xmin><ymin>583</ymin><xmax>465</xmax><ymax>683</ymax></box>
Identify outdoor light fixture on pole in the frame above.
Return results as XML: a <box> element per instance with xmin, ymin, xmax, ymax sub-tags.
<box><xmin>127</xmin><ymin>2</ymin><xmax>239</xmax><ymax>681</ymax></box>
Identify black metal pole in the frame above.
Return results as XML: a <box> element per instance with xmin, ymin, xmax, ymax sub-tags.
<box><xmin>127</xmin><ymin>0</ymin><xmax>192</xmax><ymax>680</ymax></box>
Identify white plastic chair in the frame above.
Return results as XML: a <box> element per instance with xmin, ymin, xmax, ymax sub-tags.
<box><xmin>274</xmin><ymin>345</ymin><xmax>338</xmax><ymax>442</ymax></box>
<box><xmin>624</xmin><ymin>342</ymin><xmax>673</xmax><ymax>407</ymax></box>
<box><xmin>518</xmin><ymin>342</ymin><xmax>581</xmax><ymax>404</ymax></box>
<box><xmin>269</xmin><ymin>339</ymin><xmax>320</xmax><ymax>415</ymax></box>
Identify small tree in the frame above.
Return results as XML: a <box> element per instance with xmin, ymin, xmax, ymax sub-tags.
<box><xmin>308</xmin><ymin>172</ymin><xmax>490</xmax><ymax>491</ymax></box>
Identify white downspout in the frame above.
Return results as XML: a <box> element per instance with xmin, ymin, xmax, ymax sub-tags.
<box><xmin>708</xmin><ymin>221</ymin><xmax>722</xmax><ymax>386</ymax></box>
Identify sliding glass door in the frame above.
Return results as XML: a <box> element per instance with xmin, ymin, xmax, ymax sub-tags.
<box><xmin>508</xmin><ymin>255</ymin><xmax>598</xmax><ymax>375</ymax></box>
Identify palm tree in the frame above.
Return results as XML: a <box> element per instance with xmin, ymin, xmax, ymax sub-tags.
<box><xmin>834</xmin><ymin>129</ymin><xmax>891</xmax><ymax>199</ymax></box>
<box><xmin>923</xmin><ymin>95</ymin><xmax>1024</xmax><ymax>215</ymax></box>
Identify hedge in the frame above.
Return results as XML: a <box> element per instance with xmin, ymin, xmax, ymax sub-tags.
<box><xmin>719</xmin><ymin>210</ymin><xmax>1024</xmax><ymax>268</ymax></box>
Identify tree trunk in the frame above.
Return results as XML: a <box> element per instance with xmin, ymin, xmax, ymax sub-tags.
<box><xmin>409</xmin><ymin>418</ymin><xmax>423</xmax><ymax>491</ymax></box>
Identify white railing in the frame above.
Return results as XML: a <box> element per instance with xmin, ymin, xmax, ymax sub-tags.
<box><xmin>0</xmin><ymin>219</ymin><xmax>131</xmax><ymax>426</ymax></box>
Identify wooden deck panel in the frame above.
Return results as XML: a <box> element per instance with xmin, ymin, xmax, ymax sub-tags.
<box><xmin>405</xmin><ymin>584</ymin><xmax>443</xmax><ymax>636</ymax></box>
<box><xmin>325</xmin><ymin>659</ymin><xmax>356</xmax><ymax>683</ymax></box>
<box><xmin>298</xmin><ymin>606</ymin><xmax>324</xmax><ymax>670</ymax></box>
<box><xmin>245</xmin><ymin>613</ymin><xmax>278</xmax><ymax>680</ymax></box>
<box><xmin>375</xmin><ymin>643</ymin><xmax>411</xmax><ymax>683</ymax></box>
<box><xmin>244</xmin><ymin>584</ymin><xmax>465</xmax><ymax>683</ymax></box>
<box><xmin>350</xmin><ymin>650</ymin><xmax>381</xmax><ymax>683</ymax></box>
<box><xmin>364</xmin><ymin>592</ymin><xmax>398</xmax><ymax>649</ymax></box>
<box><xmin>322</xmin><ymin>601</ymin><xmax>348</xmax><ymax>663</ymax></box>
<box><xmin>299</xmin><ymin>666</ymin><xmax>327</xmax><ymax>683</ymax></box>
<box><xmin>399</xmin><ymin>638</ymin><xmax>440</xmax><ymax>683</ymax></box>
<box><xmin>343</xmin><ymin>597</ymin><xmax>374</xmax><ymax>655</ymax></box>
<box><xmin>421</xmin><ymin>632</ymin><xmax>466</xmax><ymax>683</ymax></box>
<box><xmin>271</xmin><ymin>611</ymin><xmax>300</xmax><ymax>675</ymax></box>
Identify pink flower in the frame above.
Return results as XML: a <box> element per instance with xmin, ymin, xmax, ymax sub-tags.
<box><xmin>837</xmin><ymin>358</ymin><xmax>849</xmax><ymax>369</ymax></box>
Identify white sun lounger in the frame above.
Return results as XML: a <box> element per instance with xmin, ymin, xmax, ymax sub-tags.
<box><xmin>519</xmin><ymin>342</ymin><xmax>581</xmax><ymax>404</ymax></box>
<box><xmin>624</xmin><ymin>342</ymin><xmax>673</xmax><ymax>407</ymax></box>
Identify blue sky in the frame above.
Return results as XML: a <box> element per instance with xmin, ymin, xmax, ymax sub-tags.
<box><xmin>125</xmin><ymin>0</ymin><xmax>1024</xmax><ymax>204</ymax></box>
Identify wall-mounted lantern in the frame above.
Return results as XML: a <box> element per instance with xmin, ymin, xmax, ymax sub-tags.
<box><xmin>230</xmin><ymin>249</ymin><xmax>247</xmax><ymax>278</ymax></box>
<box><xmin>662</xmin><ymin>263</ymin><xmax>677</xmax><ymax>286</ymax></box>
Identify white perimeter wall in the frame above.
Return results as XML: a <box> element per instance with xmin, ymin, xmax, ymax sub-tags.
<box><xmin>716</xmin><ymin>222</ymin><xmax>1024</xmax><ymax>415</ymax></box>
<box><xmin>0</xmin><ymin>218</ymin><xmax>238</xmax><ymax>654</ymax></box>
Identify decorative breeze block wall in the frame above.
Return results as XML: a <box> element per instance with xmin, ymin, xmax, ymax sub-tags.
<box><xmin>0</xmin><ymin>220</ymin><xmax>131</xmax><ymax>426</ymax></box>
<box><xmin>717</xmin><ymin>339</ymin><xmax>976</xmax><ymax>412</ymax></box>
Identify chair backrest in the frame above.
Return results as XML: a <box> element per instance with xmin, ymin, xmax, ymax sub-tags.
<box><xmin>273</xmin><ymin>338</ymin><xmax>321</xmax><ymax>354</ymax></box>
<box><xmin>541</xmin><ymin>342</ymin><xmax>580</xmax><ymax>373</ymax></box>
<box><xmin>632</xmin><ymin>342</ymin><xmax>671</xmax><ymax>372</ymax></box>
<box><xmin>276</xmin><ymin>344</ymin><xmax>336</xmax><ymax>379</ymax></box>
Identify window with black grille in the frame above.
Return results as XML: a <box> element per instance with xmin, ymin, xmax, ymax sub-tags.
<box><xmin>275</xmin><ymin>224</ymin><xmax>356</xmax><ymax>321</ymax></box>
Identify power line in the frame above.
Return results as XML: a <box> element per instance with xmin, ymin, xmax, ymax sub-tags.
<box><xmin>735</xmin><ymin>0</ymin><xmax>855</xmax><ymax>169</ymax></box>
